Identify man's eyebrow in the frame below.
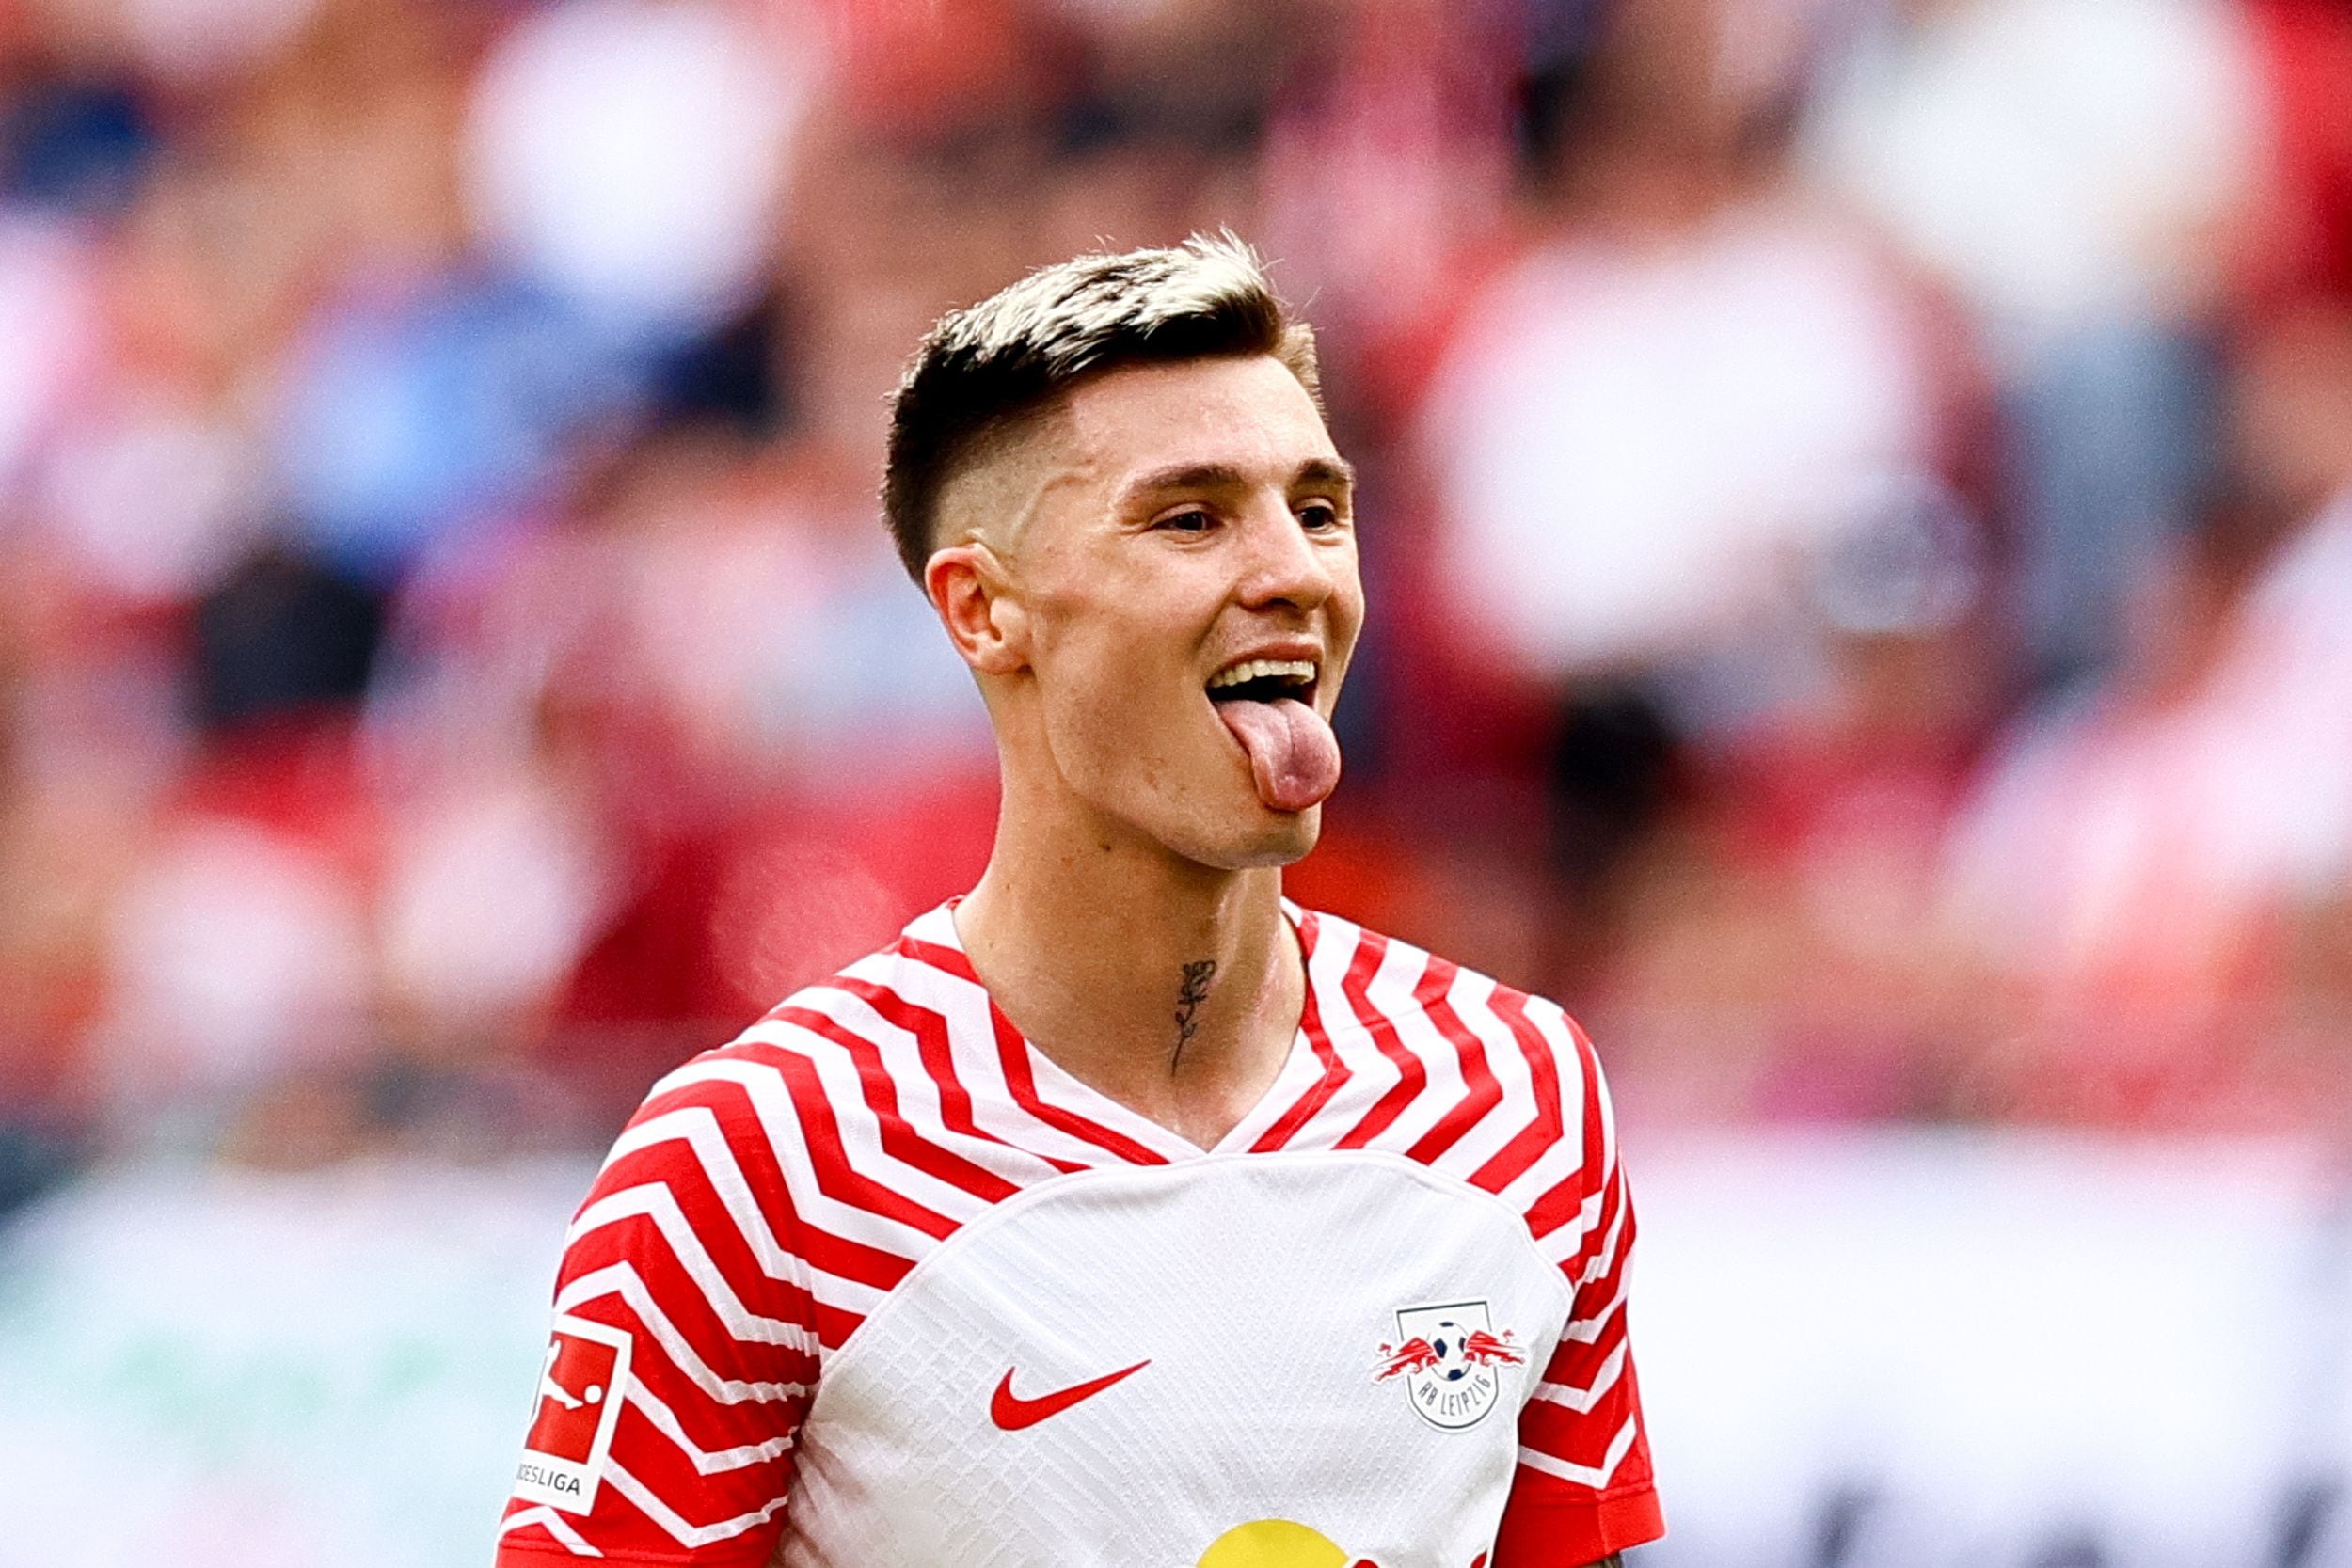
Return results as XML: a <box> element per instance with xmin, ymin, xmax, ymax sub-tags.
<box><xmin>1295</xmin><ymin>456</ymin><xmax>1357</xmax><ymax>493</ymax></box>
<box><xmin>1120</xmin><ymin>456</ymin><xmax>1358</xmax><ymax>502</ymax></box>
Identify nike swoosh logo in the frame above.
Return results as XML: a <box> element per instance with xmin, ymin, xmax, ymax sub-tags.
<box><xmin>988</xmin><ymin>1359</ymin><xmax>1151</xmax><ymax>1431</ymax></box>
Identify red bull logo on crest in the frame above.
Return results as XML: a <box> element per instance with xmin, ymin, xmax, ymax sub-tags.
<box><xmin>1375</xmin><ymin>1301</ymin><xmax>1524</xmax><ymax>1432</ymax></box>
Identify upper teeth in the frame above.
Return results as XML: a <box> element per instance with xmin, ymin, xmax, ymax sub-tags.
<box><xmin>1209</xmin><ymin>658</ymin><xmax>1316</xmax><ymax>690</ymax></box>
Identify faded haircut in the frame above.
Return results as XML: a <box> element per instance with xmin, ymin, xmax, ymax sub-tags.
<box><xmin>882</xmin><ymin>232</ymin><xmax>1321</xmax><ymax>583</ymax></box>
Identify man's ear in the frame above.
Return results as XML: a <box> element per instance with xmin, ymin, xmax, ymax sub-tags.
<box><xmin>926</xmin><ymin>540</ymin><xmax>1029</xmax><ymax>676</ymax></box>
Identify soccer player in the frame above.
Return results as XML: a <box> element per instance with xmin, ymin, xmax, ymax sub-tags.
<box><xmin>494</xmin><ymin>237</ymin><xmax>1662</xmax><ymax>1568</ymax></box>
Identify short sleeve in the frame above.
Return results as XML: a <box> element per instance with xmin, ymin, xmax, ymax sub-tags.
<box><xmin>1491</xmin><ymin>1005</ymin><xmax>1664</xmax><ymax>1565</ymax></box>
<box><xmin>494</xmin><ymin>1073</ymin><xmax>819</xmax><ymax>1564</ymax></box>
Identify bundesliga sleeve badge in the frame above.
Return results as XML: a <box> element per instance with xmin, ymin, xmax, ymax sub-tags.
<box><xmin>1374</xmin><ymin>1300</ymin><xmax>1525</xmax><ymax>1432</ymax></box>
<box><xmin>515</xmin><ymin>1315</ymin><xmax>633</xmax><ymax>1513</ymax></box>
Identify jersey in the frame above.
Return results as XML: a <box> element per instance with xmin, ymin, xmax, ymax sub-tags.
<box><xmin>493</xmin><ymin>902</ymin><xmax>1662</xmax><ymax>1568</ymax></box>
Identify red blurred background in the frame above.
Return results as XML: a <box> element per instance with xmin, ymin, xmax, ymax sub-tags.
<box><xmin>5</xmin><ymin>0</ymin><xmax>2350</xmax><ymax>1181</ymax></box>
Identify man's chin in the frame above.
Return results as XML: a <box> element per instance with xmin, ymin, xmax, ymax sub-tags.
<box><xmin>1180</xmin><ymin>804</ymin><xmax>1323</xmax><ymax>872</ymax></box>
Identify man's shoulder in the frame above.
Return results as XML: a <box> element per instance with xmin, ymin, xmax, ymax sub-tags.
<box><xmin>1288</xmin><ymin>904</ymin><xmax>1620</xmax><ymax>1226</ymax></box>
<box><xmin>1295</xmin><ymin>904</ymin><xmax>1602</xmax><ymax>1083</ymax></box>
<box><xmin>615</xmin><ymin>920</ymin><xmax>963</xmax><ymax>1130</ymax></box>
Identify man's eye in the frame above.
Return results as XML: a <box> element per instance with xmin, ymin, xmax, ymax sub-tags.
<box><xmin>1156</xmin><ymin>509</ymin><xmax>1216</xmax><ymax>533</ymax></box>
<box><xmin>1298</xmin><ymin>502</ymin><xmax>1341</xmax><ymax>531</ymax></box>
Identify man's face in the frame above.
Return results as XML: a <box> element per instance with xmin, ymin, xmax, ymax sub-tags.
<box><xmin>955</xmin><ymin>353</ymin><xmax>1363</xmax><ymax>870</ymax></box>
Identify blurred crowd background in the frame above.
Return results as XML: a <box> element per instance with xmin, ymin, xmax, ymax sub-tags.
<box><xmin>2</xmin><ymin>0</ymin><xmax>2351</xmax><ymax>1559</ymax></box>
<box><xmin>4</xmin><ymin>0</ymin><xmax>2349</xmax><ymax>1194</ymax></box>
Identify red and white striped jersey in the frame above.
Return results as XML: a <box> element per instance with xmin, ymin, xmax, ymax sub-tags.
<box><xmin>494</xmin><ymin>902</ymin><xmax>1662</xmax><ymax>1568</ymax></box>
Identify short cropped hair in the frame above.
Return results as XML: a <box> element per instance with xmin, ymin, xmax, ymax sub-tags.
<box><xmin>882</xmin><ymin>233</ymin><xmax>1321</xmax><ymax>583</ymax></box>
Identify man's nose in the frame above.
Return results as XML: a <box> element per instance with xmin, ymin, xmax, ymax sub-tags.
<box><xmin>1235</xmin><ymin>499</ymin><xmax>1334</xmax><ymax>610</ymax></box>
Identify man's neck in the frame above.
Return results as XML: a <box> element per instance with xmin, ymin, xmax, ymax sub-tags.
<box><xmin>951</xmin><ymin>813</ymin><xmax>1305</xmax><ymax>1151</ymax></box>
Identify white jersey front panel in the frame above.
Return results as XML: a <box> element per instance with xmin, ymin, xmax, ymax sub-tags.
<box><xmin>781</xmin><ymin>1152</ymin><xmax>1570</xmax><ymax>1568</ymax></box>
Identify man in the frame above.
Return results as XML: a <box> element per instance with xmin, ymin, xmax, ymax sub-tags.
<box><xmin>494</xmin><ymin>236</ymin><xmax>1662</xmax><ymax>1568</ymax></box>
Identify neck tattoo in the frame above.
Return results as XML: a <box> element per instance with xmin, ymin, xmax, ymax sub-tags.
<box><xmin>1170</xmin><ymin>958</ymin><xmax>1217</xmax><ymax>1071</ymax></box>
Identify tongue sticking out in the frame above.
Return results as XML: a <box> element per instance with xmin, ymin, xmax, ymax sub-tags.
<box><xmin>1216</xmin><ymin>696</ymin><xmax>1343</xmax><ymax>813</ymax></box>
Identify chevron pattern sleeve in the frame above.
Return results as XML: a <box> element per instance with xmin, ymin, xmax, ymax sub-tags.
<box><xmin>493</xmin><ymin>1058</ymin><xmax>824</xmax><ymax>1564</ymax></box>
<box><xmin>1488</xmin><ymin>998</ymin><xmax>1664</xmax><ymax>1566</ymax></box>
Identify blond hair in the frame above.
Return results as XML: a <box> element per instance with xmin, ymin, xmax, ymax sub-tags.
<box><xmin>882</xmin><ymin>233</ymin><xmax>1320</xmax><ymax>582</ymax></box>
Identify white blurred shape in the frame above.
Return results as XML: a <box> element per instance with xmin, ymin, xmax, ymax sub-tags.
<box><xmin>382</xmin><ymin>778</ymin><xmax>611</xmax><ymax>1024</ymax></box>
<box><xmin>464</xmin><ymin>0</ymin><xmax>806</xmax><ymax>330</ymax></box>
<box><xmin>1947</xmin><ymin>496</ymin><xmax>2352</xmax><ymax>982</ymax></box>
<box><xmin>1634</xmin><ymin>1132</ymin><xmax>2318</xmax><ymax>1567</ymax></box>
<box><xmin>2210</xmin><ymin>494</ymin><xmax>2352</xmax><ymax>892</ymax></box>
<box><xmin>40</xmin><ymin>396</ymin><xmax>266</xmax><ymax>604</ymax></box>
<box><xmin>0</xmin><ymin>222</ymin><xmax>99</xmax><ymax>494</ymax></box>
<box><xmin>1421</xmin><ymin>209</ymin><xmax>1933</xmax><ymax>673</ymax></box>
<box><xmin>1807</xmin><ymin>0</ymin><xmax>2260</xmax><ymax>340</ymax></box>
<box><xmin>0</xmin><ymin>1162</ymin><xmax>584</xmax><ymax>1568</ymax></box>
<box><xmin>100</xmin><ymin>821</ymin><xmax>371</xmax><ymax>1093</ymax></box>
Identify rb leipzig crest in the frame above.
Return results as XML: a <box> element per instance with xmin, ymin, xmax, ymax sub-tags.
<box><xmin>1375</xmin><ymin>1300</ymin><xmax>1524</xmax><ymax>1433</ymax></box>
